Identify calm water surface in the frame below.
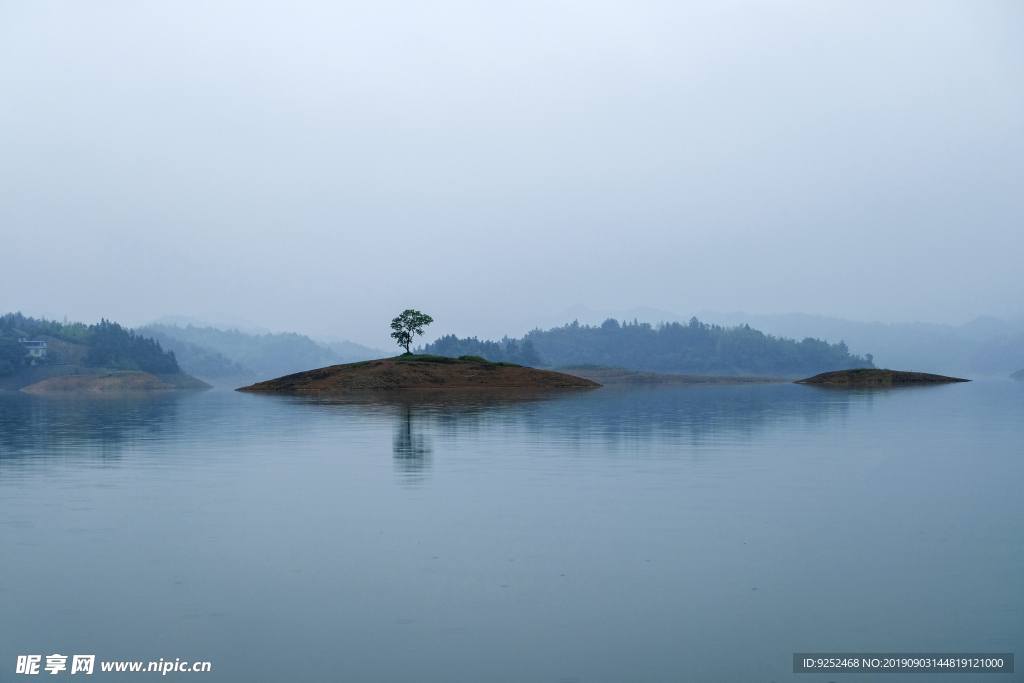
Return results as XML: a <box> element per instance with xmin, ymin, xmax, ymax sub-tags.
<box><xmin>1</xmin><ymin>382</ymin><xmax>1022</xmax><ymax>682</ymax></box>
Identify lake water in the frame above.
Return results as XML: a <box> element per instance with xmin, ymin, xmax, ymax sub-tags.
<box><xmin>1</xmin><ymin>381</ymin><xmax>1021</xmax><ymax>682</ymax></box>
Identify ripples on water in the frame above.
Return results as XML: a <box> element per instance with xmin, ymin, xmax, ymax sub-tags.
<box><xmin>1</xmin><ymin>382</ymin><xmax>1022</xmax><ymax>682</ymax></box>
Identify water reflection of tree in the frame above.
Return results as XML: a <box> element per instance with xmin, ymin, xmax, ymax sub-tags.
<box><xmin>392</xmin><ymin>404</ymin><xmax>431</xmax><ymax>480</ymax></box>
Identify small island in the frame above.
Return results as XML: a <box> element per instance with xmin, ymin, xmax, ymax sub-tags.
<box><xmin>237</xmin><ymin>355</ymin><xmax>601</xmax><ymax>393</ymax></box>
<box><xmin>238</xmin><ymin>309</ymin><xmax>598</xmax><ymax>394</ymax></box>
<box><xmin>795</xmin><ymin>368</ymin><xmax>969</xmax><ymax>387</ymax></box>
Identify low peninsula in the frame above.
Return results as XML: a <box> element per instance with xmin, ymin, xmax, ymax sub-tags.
<box><xmin>21</xmin><ymin>371</ymin><xmax>209</xmax><ymax>394</ymax></box>
<box><xmin>236</xmin><ymin>355</ymin><xmax>601</xmax><ymax>393</ymax></box>
<box><xmin>795</xmin><ymin>369</ymin><xmax>969</xmax><ymax>387</ymax></box>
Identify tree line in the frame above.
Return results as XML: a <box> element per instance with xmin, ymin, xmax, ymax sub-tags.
<box><xmin>421</xmin><ymin>335</ymin><xmax>544</xmax><ymax>366</ymax></box>
<box><xmin>422</xmin><ymin>317</ymin><xmax>873</xmax><ymax>377</ymax></box>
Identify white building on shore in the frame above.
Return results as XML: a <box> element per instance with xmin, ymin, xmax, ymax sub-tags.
<box><xmin>19</xmin><ymin>339</ymin><xmax>47</xmax><ymax>364</ymax></box>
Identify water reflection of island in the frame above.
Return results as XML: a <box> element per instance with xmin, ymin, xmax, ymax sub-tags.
<box><xmin>0</xmin><ymin>385</ymin><xmax>878</xmax><ymax>474</ymax></box>
<box><xmin>305</xmin><ymin>384</ymin><xmax>873</xmax><ymax>470</ymax></box>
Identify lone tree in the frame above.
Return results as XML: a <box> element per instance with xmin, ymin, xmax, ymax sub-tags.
<box><xmin>390</xmin><ymin>310</ymin><xmax>433</xmax><ymax>354</ymax></box>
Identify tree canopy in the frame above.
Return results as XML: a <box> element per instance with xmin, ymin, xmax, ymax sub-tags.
<box><xmin>83</xmin><ymin>319</ymin><xmax>180</xmax><ymax>373</ymax></box>
<box><xmin>390</xmin><ymin>310</ymin><xmax>433</xmax><ymax>354</ymax></box>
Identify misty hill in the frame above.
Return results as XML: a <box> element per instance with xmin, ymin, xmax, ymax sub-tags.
<box><xmin>139</xmin><ymin>328</ymin><xmax>252</xmax><ymax>384</ymax></box>
<box><xmin>140</xmin><ymin>324</ymin><xmax>387</xmax><ymax>382</ymax></box>
<box><xmin>423</xmin><ymin>318</ymin><xmax>872</xmax><ymax>377</ymax></box>
<box><xmin>529</xmin><ymin>306</ymin><xmax>1024</xmax><ymax>376</ymax></box>
<box><xmin>698</xmin><ymin>311</ymin><xmax>1024</xmax><ymax>376</ymax></box>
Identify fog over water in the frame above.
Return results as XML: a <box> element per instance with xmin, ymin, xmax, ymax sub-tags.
<box><xmin>1</xmin><ymin>1</ymin><xmax>1022</xmax><ymax>346</ymax></box>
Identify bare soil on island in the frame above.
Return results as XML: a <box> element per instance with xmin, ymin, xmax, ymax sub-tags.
<box><xmin>20</xmin><ymin>371</ymin><xmax>211</xmax><ymax>394</ymax></box>
<box><xmin>236</xmin><ymin>356</ymin><xmax>601</xmax><ymax>393</ymax></box>
<box><xmin>556</xmin><ymin>366</ymin><xmax>790</xmax><ymax>385</ymax></box>
<box><xmin>795</xmin><ymin>369</ymin><xmax>969</xmax><ymax>387</ymax></box>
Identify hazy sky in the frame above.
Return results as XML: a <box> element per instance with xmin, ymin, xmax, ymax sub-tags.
<box><xmin>2</xmin><ymin>1</ymin><xmax>1022</xmax><ymax>346</ymax></box>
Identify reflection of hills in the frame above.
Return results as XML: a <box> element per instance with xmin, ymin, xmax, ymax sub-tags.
<box><xmin>0</xmin><ymin>393</ymin><xmax>184</xmax><ymax>462</ymax></box>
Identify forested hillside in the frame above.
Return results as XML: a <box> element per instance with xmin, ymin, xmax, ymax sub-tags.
<box><xmin>0</xmin><ymin>313</ymin><xmax>180</xmax><ymax>376</ymax></box>
<box><xmin>424</xmin><ymin>318</ymin><xmax>873</xmax><ymax>377</ymax></box>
